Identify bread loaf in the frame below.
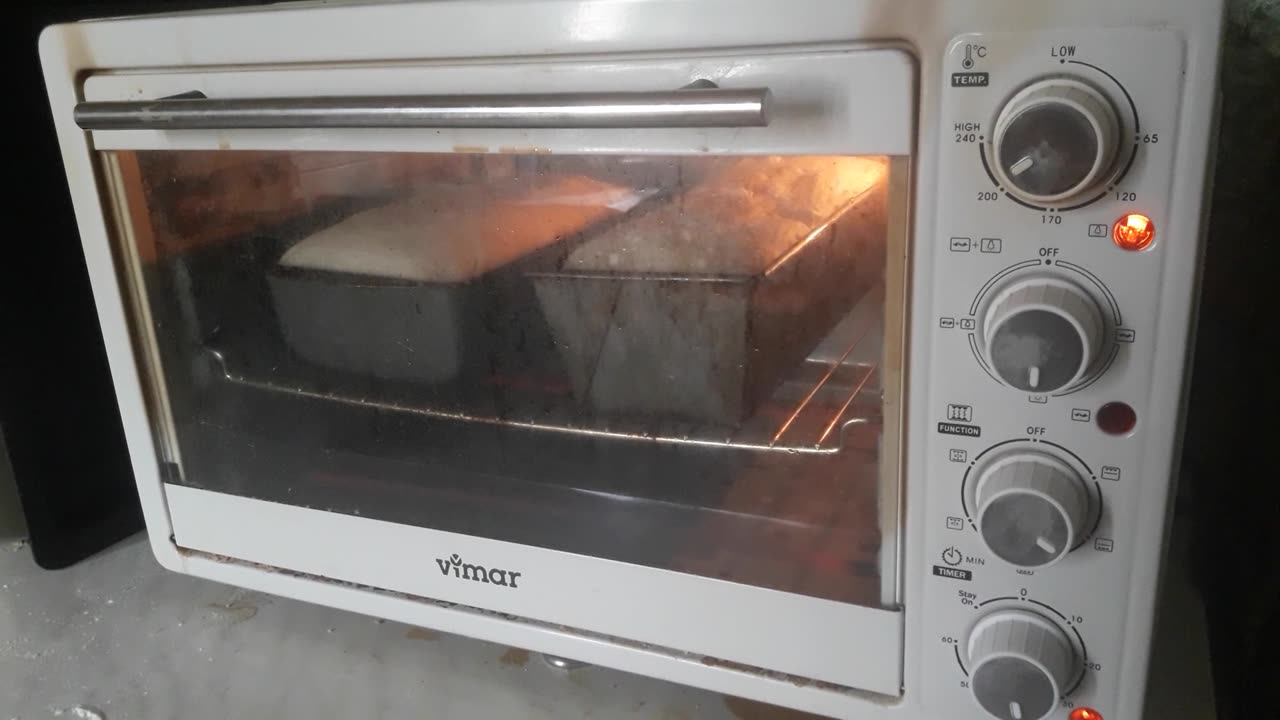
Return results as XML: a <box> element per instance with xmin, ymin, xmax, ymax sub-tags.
<box><xmin>279</xmin><ymin>174</ymin><xmax>640</xmax><ymax>283</ymax></box>
<box><xmin>562</xmin><ymin>156</ymin><xmax>887</xmax><ymax>276</ymax></box>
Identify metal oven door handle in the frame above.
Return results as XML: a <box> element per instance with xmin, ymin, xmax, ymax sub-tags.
<box><xmin>73</xmin><ymin>81</ymin><xmax>772</xmax><ymax>130</ymax></box>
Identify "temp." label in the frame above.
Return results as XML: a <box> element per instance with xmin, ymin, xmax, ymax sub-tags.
<box><xmin>950</xmin><ymin>72</ymin><xmax>990</xmax><ymax>87</ymax></box>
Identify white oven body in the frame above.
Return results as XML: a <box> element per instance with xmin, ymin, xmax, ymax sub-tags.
<box><xmin>40</xmin><ymin>1</ymin><xmax>1224</xmax><ymax>719</ymax></box>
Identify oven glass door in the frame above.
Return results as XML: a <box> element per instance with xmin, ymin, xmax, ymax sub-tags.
<box><xmin>85</xmin><ymin>46</ymin><xmax>913</xmax><ymax>692</ymax></box>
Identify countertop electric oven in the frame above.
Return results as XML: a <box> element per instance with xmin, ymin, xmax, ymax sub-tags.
<box><xmin>40</xmin><ymin>1</ymin><xmax>1225</xmax><ymax>718</ymax></box>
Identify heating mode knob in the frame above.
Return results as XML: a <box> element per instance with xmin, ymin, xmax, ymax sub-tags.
<box><xmin>992</xmin><ymin>77</ymin><xmax>1121</xmax><ymax>206</ymax></box>
<box><xmin>968</xmin><ymin>609</ymin><xmax>1077</xmax><ymax>720</ymax></box>
<box><xmin>975</xmin><ymin>451</ymin><xmax>1088</xmax><ymax>568</ymax></box>
<box><xmin>981</xmin><ymin>275</ymin><xmax>1105</xmax><ymax>393</ymax></box>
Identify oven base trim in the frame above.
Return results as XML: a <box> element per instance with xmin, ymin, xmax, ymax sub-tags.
<box><xmin>165</xmin><ymin>484</ymin><xmax>904</xmax><ymax>695</ymax></box>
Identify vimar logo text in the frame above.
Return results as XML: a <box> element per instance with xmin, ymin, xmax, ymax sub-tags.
<box><xmin>435</xmin><ymin>553</ymin><xmax>522</xmax><ymax>588</ymax></box>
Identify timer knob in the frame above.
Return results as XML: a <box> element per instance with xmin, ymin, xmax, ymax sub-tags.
<box><xmin>993</xmin><ymin>77</ymin><xmax>1122</xmax><ymax>205</ymax></box>
<box><xmin>981</xmin><ymin>275</ymin><xmax>1105</xmax><ymax>393</ymax></box>
<box><xmin>975</xmin><ymin>451</ymin><xmax>1089</xmax><ymax>568</ymax></box>
<box><xmin>968</xmin><ymin>609</ymin><xmax>1077</xmax><ymax>720</ymax></box>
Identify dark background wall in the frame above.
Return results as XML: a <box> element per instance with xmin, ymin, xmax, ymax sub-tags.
<box><xmin>7</xmin><ymin>1</ymin><xmax>1277</xmax><ymax>717</ymax></box>
<box><xmin>1183</xmin><ymin>3</ymin><xmax>1279</xmax><ymax>719</ymax></box>
<box><xmin>6</xmin><ymin>1</ymin><xmax>279</xmax><ymax>568</ymax></box>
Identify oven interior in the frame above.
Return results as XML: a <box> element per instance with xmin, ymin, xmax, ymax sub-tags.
<box><xmin>103</xmin><ymin>150</ymin><xmax>906</xmax><ymax>609</ymax></box>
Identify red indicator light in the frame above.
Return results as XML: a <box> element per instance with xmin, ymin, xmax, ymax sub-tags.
<box><xmin>1113</xmin><ymin>213</ymin><xmax>1155</xmax><ymax>251</ymax></box>
<box><xmin>1070</xmin><ymin>708</ymin><xmax>1104</xmax><ymax>720</ymax></box>
<box><xmin>1097</xmin><ymin>402</ymin><xmax>1137</xmax><ymax>436</ymax></box>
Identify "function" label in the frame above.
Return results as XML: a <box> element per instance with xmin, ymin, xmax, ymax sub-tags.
<box><xmin>938</xmin><ymin>422</ymin><xmax>981</xmax><ymax>437</ymax></box>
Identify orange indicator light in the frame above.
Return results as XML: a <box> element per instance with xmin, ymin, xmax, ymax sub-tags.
<box><xmin>1070</xmin><ymin>708</ymin><xmax>1104</xmax><ymax>720</ymax></box>
<box><xmin>1113</xmin><ymin>213</ymin><xmax>1155</xmax><ymax>251</ymax></box>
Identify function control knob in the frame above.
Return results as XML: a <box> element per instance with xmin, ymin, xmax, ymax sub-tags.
<box><xmin>975</xmin><ymin>451</ymin><xmax>1089</xmax><ymax>568</ymax></box>
<box><xmin>992</xmin><ymin>77</ymin><xmax>1122</xmax><ymax>206</ymax></box>
<box><xmin>981</xmin><ymin>275</ymin><xmax>1105</xmax><ymax>393</ymax></box>
<box><xmin>968</xmin><ymin>609</ymin><xmax>1077</xmax><ymax>720</ymax></box>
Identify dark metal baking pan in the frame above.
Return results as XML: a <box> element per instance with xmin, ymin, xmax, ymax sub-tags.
<box><xmin>265</xmin><ymin>177</ymin><xmax>650</xmax><ymax>386</ymax></box>
<box><xmin>530</xmin><ymin>186</ymin><xmax>889</xmax><ymax>425</ymax></box>
<box><xmin>267</xmin><ymin>263</ymin><xmax>558</xmax><ymax>386</ymax></box>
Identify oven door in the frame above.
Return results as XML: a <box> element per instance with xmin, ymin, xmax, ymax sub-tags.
<box><xmin>81</xmin><ymin>46</ymin><xmax>913</xmax><ymax>694</ymax></box>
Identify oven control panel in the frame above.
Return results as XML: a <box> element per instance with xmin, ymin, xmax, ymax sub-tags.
<box><xmin>921</xmin><ymin>30</ymin><xmax>1188</xmax><ymax>720</ymax></box>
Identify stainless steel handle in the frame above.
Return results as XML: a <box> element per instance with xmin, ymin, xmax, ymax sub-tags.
<box><xmin>74</xmin><ymin>83</ymin><xmax>772</xmax><ymax>130</ymax></box>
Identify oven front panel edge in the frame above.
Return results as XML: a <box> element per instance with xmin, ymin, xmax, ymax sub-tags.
<box><xmin>65</xmin><ymin>41</ymin><xmax>917</xmax><ymax>699</ymax></box>
<box><xmin>166</xmin><ymin>484</ymin><xmax>903</xmax><ymax>693</ymax></box>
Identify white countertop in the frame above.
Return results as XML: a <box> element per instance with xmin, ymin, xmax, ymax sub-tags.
<box><xmin>0</xmin><ymin>534</ymin><xmax>750</xmax><ymax>720</ymax></box>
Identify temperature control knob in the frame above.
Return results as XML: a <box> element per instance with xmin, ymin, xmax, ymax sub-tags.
<box><xmin>981</xmin><ymin>275</ymin><xmax>1105</xmax><ymax>393</ymax></box>
<box><xmin>968</xmin><ymin>609</ymin><xmax>1076</xmax><ymax>720</ymax></box>
<box><xmin>992</xmin><ymin>77</ymin><xmax>1121</xmax><ymax>205</ymax></box>
<box><xmin>975</xmin><ymin>451</ymin><xmax>1089</xmax><ymax>568</ymax></box>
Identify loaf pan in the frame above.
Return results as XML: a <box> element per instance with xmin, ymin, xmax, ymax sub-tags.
<box><xmin>532</xmin><ymin>157</ymin><xmax>890</xmax><ymax>425</ymax></box>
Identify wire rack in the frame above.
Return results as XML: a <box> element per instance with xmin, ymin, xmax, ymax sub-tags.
<box><xmin>206</xmin><ymin>310</ymin><xmax>882</xmax><ymax>456</ymax></box>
